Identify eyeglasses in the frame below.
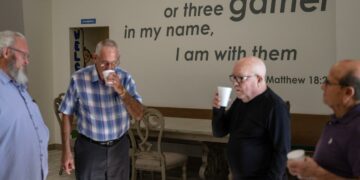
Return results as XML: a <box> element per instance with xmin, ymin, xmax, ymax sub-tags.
<box><xmin>8</xmin><ymin>47</ymin><xmax>30</xmax><ymax>60</ymax></box>
<box><xmin>98</xmin><ymin>60</ymin><xmax>120</xmax><ymax>68</ymax></box>
<box><xmin>229</xmin><ymin>74</ymin><xmax>256</xmax><ymax>83</ymax></box>
<box><xmin>323</xmin><ymin>79</ymin><xmax>341</xmax><ymax>86</ymax></box>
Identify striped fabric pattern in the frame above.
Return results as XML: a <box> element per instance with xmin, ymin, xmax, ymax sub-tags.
<box><xmin>59</xmin><ymin>65</ymin><xmax>142</xmax><ymax>141</ymax></box>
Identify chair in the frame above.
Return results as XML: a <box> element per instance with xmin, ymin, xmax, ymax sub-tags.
<box><xmin>285</xmin><ymin>101</ymin><xmax>290</xmax><ymax>112</ymax></box>
<box><xmin>54</xmin><ymin>92</ymin><xmax>76</xmax><ymax>135</ymax></box>
<box><xmin>54</xmin><ymin>93</ymin><xmax>65</xmax><ymax>128</ymax></box>
<box><xmin>129</xmin><ymin>107</ymin><xmax>188</xmax><ymax>180</ymax></box>
<box><xmin>53</xmin><ymin>93</ymin><xmax>65</xmax><ymax>175</ymax></box>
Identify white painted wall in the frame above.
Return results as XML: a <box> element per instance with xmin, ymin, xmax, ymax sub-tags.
<box><xmin>335</xmin><ymin>0</ymin><xmax>360</xmax><ymax>60</ymax></box>
<box><xmin>0</xmin><ymin>0</ymin><xmax>24</xmax><ymax>32</ymax></box>
<box><xmin>18</xmin><ymin>1</ymin><xmax>360</xmax><ymax>144</ymax></box>
<box><xmin>22</xmin><ymin>0</ymin><xmax>54</xmax><ymax>142</ymax></box>
<box><xmin>52</xmin><ymin>0</ymin><xmax>337</xmax><ymax>115</ymax></box>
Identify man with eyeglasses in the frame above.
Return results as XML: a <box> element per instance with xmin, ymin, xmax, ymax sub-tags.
<box><xmin>212</xmin><ymin>56</ymin><xmax>291</xmax><ymax>179</ymax></box>
<box><xmin>0</xmin><ymin>30</ymin><xmax>49</xmax><ymax>180</ymax></box>
<box><xmin>288</xmin><ymin>59</ymin><xmax>360</xmax><ymax>179</ymax></box>
<box><xmin>59</xmin><ymin>39</ymin><xmax>144</xmax><ymax>180</ymax></box>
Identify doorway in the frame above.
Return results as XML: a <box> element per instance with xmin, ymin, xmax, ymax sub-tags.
<box><xmin>69</xmin><ymin>27</ymin><xmax>109</xmax><ymax>74</ymax></box>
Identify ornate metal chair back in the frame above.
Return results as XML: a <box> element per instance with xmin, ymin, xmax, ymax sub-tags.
<box><xmin>53</xmin><ymin>93</ymin><xmax>65</xmax><ymax>127</ymax></box>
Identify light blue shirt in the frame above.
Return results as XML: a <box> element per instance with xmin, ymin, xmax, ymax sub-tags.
<box><xmin>60</xmin><ymin>65</ymin><xmax>142</xmax><ymax>141</ymax></box>
<box><xmin>0</xmin><ymin>70</ymin><xmax>49</xmax><ymax>180</ymax></box>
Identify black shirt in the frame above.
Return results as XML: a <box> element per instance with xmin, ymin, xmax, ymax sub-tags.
<box><xmin>212</xmin><ymin>88</ymin><xmax>291</xmax><ymax>180</ymax></box>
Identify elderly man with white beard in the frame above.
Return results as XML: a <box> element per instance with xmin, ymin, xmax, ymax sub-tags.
<box><xmin>0</xmin><ymin>30</ymin><xmax>49</xmax><ymax>180</ymax></box>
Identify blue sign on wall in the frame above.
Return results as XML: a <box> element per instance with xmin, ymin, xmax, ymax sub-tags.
<box><xmin>81</xmin><ymin>18</ymin><xmax>96</xmax><ymax>24</ymax></box>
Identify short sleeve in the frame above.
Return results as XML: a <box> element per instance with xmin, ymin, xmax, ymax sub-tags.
<box><xmin>59</xmin><ymin>78</ymin><xmax>78</xmax><ymax>115</ymax></box>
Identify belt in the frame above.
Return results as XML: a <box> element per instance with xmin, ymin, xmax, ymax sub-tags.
<box><xmin>79</xmin><ymin>134</ymin><xmax>124</xmax><ymax>147</ymax></box>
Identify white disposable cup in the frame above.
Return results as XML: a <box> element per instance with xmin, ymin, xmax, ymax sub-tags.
<box><xmin>287</xmin><ymin>149</ymin><xmax>305</xmax><ymax>161</ymax></box>
<box><xmin>217</xmin><ymin>86</ymin><xmax>232</xmax><ymax>107</ymax></box>
<box><xmin>102</xmin><ymin>69</ymin><xmax>115</xmax><ymax>85</ymax></box>
<box><xmin>287</xmin><ymin>149</ymin><xmax>305</xmax><ymax>179</ymax></box>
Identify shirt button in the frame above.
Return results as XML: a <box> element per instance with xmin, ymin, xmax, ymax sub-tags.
<box><xmin>40</xmin><ymin>140</ymin><xmax>43</xmax><ymax>143</ymax></box>
<box><xmin>35</xmin><ymin>127</ymin><xmax>39</xmax><ymax>130</ymax></box>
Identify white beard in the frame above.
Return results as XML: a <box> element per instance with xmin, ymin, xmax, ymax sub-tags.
<box><xmin>8</xmin><ymin>55</ymin><xmax>28</xmax><ymax>85</ymax></box>
<box><xmin>14</xmin><ymin>67</ymin><xmax>28</xmax><ymax>85</ymax></box>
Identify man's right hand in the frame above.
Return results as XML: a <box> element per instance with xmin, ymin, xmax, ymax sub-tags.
<box><xmin>62</xmin><ymin>151</ymin><xmax>75</xmax><ymax>175</ymax></box>
<box><xmin>213</xmin><ymin>92</ymin><xmax>221</xmax><ymax>109</ymax></box>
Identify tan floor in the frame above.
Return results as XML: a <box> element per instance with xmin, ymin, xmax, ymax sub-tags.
<box><xmin>47</xmin><ymin>150</ymin><xmax>199</xmax><ymax>180</ymax></box>
<box><xmin>48</xmin><ymin>150</ymin><xmax>75</xmax><ymax>180</ymax></box>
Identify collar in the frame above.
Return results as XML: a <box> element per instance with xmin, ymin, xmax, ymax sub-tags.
<box><xmin>0</xmin><ymin>69</ymin><xmax>27</xmax><ymax>90</ymax></box>
<box><xmin>90</xmin><ymin>65</ymin><xmax>100</xmax><ymax>83</ymax></box>
<box><xmin>0</xmin><ymin>69</ymin><xmax>11</xmax><ymax>85</ymax></box>
<box><xmin>246</xmin><ymin>87</ymin><xmax>270</xmax><ymax>103</ymax></box>
<box><xmin>329</xmin><ymin>104</ymin><xmax>360</xmax><ymax>125</ymax></box>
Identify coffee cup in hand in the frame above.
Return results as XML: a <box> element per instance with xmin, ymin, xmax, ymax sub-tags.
<box><xmin>217</xmin><ymin>86</ymin><xmax>232</xmax><ymax>107</ymax></box>
<box><xmin>102</xmin><ymin>70</ymin><xmax>115</xmax><ymax>86</ymax></box>
<box><xmin>287</xmin><ymin>149</ymin><xmax>305</xmax><ymax>179</ymax></box>
<box><xmin>287</xmin><ymin>149</ymin><xmax>305</xmax><ymax>161</ymax></box>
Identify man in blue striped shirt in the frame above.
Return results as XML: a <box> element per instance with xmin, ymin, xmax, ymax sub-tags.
<box><xmin>0</xmin><ymin>30</ymin><xmax>49</xmax><ymax>180</ymax></box>
<box><xmin>59</xmin><ymin>39</ymin><xmax>144</xmax><ymax>180</ymax></box>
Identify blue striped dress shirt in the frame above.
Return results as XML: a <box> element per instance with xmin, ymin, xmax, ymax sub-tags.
<box><xmin>59</xmin><ymin>65</ymin><xmax>142</xmax><ymax>141</ymax></box>
<box><xmin>0</xmin><ymin>70</ymin><xmax>49</xmax><ymax>180</ymax></box>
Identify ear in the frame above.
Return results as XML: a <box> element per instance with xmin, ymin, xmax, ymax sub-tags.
<box><xmin>256</xmin><ymin>76</ymin><xmax>262</xmax><ymax>88</ymax></box>
<box><xmin>343</xmin><ymin>86</ymin><xmax>356</xmax><ymax>103</ymax></box>
<box><xmin>257</xmin><ymin>75</ymin><xmax>263</xmax><ymax>83</ymax></box>
<box><xmin>345</xmin><ymin>86</ymin><xmax>355</xmax><ymax>97</ymax></box>
<box><xmin>92</xmin><ymin>53</ymin><xmax>98</xmax><ymax>62</ymax></box>
<box><xmin>1</xmin><ymin>47</ymin><xmax>11</xmax><ymax>59</ymax></box>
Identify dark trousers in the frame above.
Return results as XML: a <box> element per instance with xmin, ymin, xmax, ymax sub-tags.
<box><xmin>74</xmin><ymin>134</ymin><xmax>129</xmax><ymax>180</ymax></box>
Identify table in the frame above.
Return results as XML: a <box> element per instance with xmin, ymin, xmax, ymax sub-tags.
<box><xmin>159</xmin><ymin>117</ymin><xmax>229</xmax><ymax>180</ymax></box>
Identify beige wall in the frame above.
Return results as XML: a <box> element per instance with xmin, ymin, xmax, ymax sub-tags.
<box><xmin>50</xmin><ymin>0</ymin><xmax>336</xmax><ymax>115</ymax></box>
<box><xmin>0</xmin><ymin>0</ymin><xmax>24</xmax><ymax>32</ymax></box>
<box><xmin>336</xmin><ymin>0</ymin><xmax>360</xmax><ymax>60</ymax></box>
<box><xmin>17</xmin><ymin>0</ymin><xmax>360</xmax><ymax>144</ymax></box>
<box><xmin>22</xmin><ymin>0</ymin><xmax>54</xmax><ymax>142</ymax></box>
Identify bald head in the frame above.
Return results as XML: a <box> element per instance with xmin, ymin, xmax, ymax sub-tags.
<box><xmin>231</xmin><ymin>56</ymin><xmax>267</xmax><ymax>102</ymax></box>
<box><xmin>234</xmin><ymin>56</ymin><xmax>267</xmax><ymax>78</ymax></box>
<box><xmin>322</xmin><ymin>59</ymin><xmax>360</xmax><ymax>116</ymax></box>
<box><xmin>332</xmin><ymin>59</ymin><xmax>360</xmax><ymax>80</ymax></box>
<box><xmin>339</xmin><ymin>60</ymin><xmax>360</xmax><ymax>99</ymax></box>
<box><xmin>328</xmin><ymin>59</ymin><xmax>360</xmax><ymax>101</ymax></box>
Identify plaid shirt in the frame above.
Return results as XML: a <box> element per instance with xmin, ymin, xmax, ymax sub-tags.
<box><xmin>59</xmin><ymin>65</ymin><xmax>142</xmax><ymax>141</ymax></box>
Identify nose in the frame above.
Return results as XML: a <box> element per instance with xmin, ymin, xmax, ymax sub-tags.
<box><xmin>232</xmin><ymin>80</ymin><xmax>240</xmax><ymax>87</ymax></box>
<box><xmin>24</xmin><ymin>57</ymin><xmax>30</xmax><ymax>65</ymax></box>
<box><xmin>321</xmin><ymin>83</ymin><xmax>325</xmax><ymax>90</ymax></box>
<box><xmin>104</xmin><ymin>65</ymin><xmax>114</xmax><ymax>71</ymax></box>
<box><xmin>108</xmin><ymin>63</ymin><xmax>115</xmax><ymax>69</ymax></box>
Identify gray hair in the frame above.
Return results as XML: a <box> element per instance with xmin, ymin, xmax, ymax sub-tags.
<box><xmin>94</xmin><ymin>39</ymin><xmax>119</xmax><ymax>58</ymax></box>
<box><xmin>0</xmin><ymin>31</ymin><xmax>25</xmax><ymax>58</ymax></box>
<box><xmin>339</xmin><ymin>71</ymin><xmax>360</xmax><ymax>100</ymax></box>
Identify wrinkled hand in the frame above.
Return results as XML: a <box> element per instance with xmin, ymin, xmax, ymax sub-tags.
<box><xmin>287</xmin><ymin>157</ymin><xmax>319</xmax><ymax>179</ymax></box>
<box><xmin>61</xmin><ymin>151</ymin><xmax>75</xmax><ymax>175</ymax></box>
<box><xmin>107</xmin><ymin>73</ymin><xmax>126</xmax><ymax>95</ymax></box>
<box><xmin>213</xmin><ymin>92</ymin><xmax>221</xmax><ymax>109</ymax></box>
